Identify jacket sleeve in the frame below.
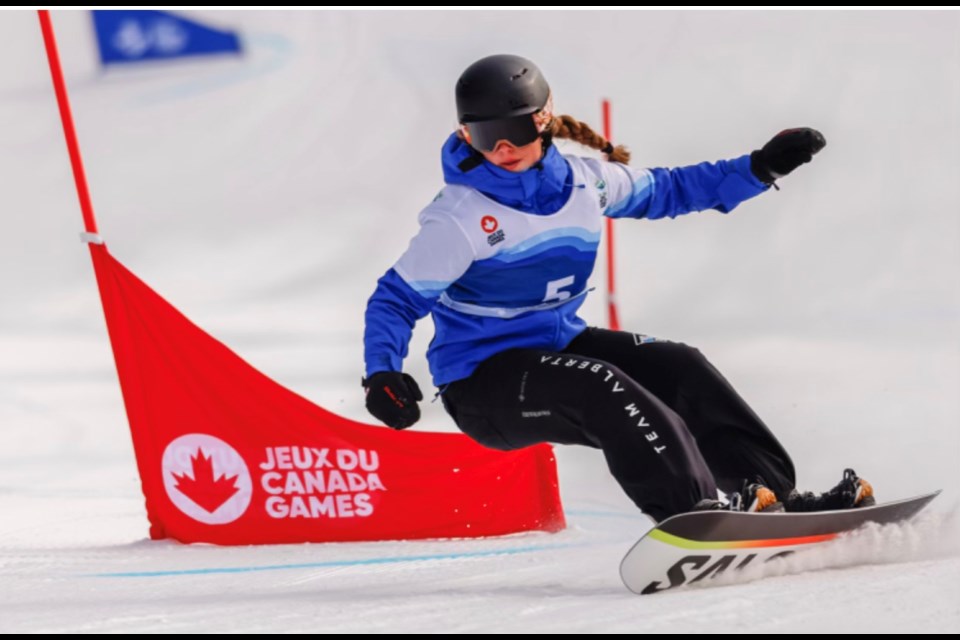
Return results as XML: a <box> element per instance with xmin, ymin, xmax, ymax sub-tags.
<box><xmin>363</xmin><ymin>206</ymin><xmax>476</xmax><ymax>377</ymax></box>
<box><xmin>601</xmin><ymin>153</ymin><xmax>770</xmax><ymax>220</ymax></box>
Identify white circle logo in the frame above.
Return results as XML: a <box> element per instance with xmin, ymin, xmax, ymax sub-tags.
<box><xmin>162</xmin><ymin>434</ymin><xmax>252</xmax><ymax>525</ymax></box>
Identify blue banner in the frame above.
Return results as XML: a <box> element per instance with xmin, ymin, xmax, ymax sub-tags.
<box><xmin>92</xmin><ymin>10</ymin><xmax>242</xmax><ymax>66</ymax></box>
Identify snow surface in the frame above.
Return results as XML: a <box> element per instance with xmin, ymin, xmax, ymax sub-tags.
<box><xmin>1</xmin><ymin>9</ymin><xmax>958</xmax><ymax>632</ymax></box>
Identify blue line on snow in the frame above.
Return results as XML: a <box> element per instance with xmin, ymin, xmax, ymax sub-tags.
<box><xmin>134</xmin><ymin>33</ymin><xmax>293</xmax><ymax>105</ymax></box>
<box><xmin>86</xmin><ymin>542</ymin><xmax>588</xmax><ymax>578</ymax></box>
<box><xmin>566</xmin><ymin>509</ymin><xmax>648</xmax><ymax>521</ymax></box>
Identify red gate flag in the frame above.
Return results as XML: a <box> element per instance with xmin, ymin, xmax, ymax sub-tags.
<box><xmin>89</xmin><ymin>244</ymin><xmax>565</xmax><ymax>544</ymax></box>
<box><xmin>38</xmin><ymin>9</ymin><xmax>563</xmax><ymax>545</ymax></box>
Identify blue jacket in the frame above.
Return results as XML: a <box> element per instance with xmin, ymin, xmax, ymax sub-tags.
<box><xmin>364</xmin><ymin>133</ymin><xmax>768</xmax><ymax>387</ymax></box>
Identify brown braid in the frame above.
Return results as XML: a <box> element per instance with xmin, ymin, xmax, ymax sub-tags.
<box><xmin>547</xmin><ymin>114</ymin><xmax>631</xmax><ymax>164</ymax></box>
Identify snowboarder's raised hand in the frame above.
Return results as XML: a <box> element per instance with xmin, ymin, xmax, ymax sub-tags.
<box><xmin>750</xmin><ymin>127</ymin><xmax>826</xmax><ymax>184</ymax></box>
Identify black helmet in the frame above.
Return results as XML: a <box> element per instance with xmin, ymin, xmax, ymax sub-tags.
<box><xmin>455</xmin><ymin>54</ymin><xmax>552</xmax><ymax>152</ymax></box>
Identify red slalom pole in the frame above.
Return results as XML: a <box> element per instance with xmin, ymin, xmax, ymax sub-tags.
<box><xmin>37</xmin><ymin>10</ymin><xmax>99</xmax><ymax>236</ymax></box>
<box><xmin>602</xmin><ymin>98</ymin><xmax>620</xmax><ymax>331</ymax></box>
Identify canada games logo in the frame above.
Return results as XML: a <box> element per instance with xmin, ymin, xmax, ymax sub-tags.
<box><xmin>162</xmin><ymin>434</ymin><xmax>253</xmax><ymax>525</ymax></box>
<box><xmin>112</xmin><ymin>18</ymin><xmax>188</xmax><ymax>58</ymax></box>
<box><xmin>482</xmin><ymin>215</ymin><xmax>505</xmax><ymax>246</ymax></box>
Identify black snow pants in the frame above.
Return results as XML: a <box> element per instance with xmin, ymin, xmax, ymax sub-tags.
<box><xmin>441</xmin><ymin>327</ymin><xmax>797</xmax><ymax>522</ymax></box>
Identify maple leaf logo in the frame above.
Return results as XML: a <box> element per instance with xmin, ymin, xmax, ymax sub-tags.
<box><xmin>172</xmin><ymin>448</ymin><xmax>240</xmax><ymax>514</ymax></box>
<box><xmin>481</xmin><ymin>216</ymin><xmax>498</xmax><ymax>233</ymax></box>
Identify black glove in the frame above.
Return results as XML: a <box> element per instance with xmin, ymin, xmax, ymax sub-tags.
<box><xmin>362</xmin><ymin>371</ymin><xmax>423</xmax><ymax>430</ymax></box>
<box><xmin>750</xmin><ymin>127</ymin><xmax>826</xmax><ymax>184</ymax></box>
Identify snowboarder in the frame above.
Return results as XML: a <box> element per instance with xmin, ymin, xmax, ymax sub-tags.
<box><xmin>361</xmin><ymin>54</ymin><xmax>873</xmax><ymax>522</ymax></box>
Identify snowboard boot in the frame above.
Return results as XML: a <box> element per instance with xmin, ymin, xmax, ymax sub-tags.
<box><xmin>733</xmin><ymin>479</ymin><xmax>785</xmax><ymax>513</ymax></box>
<box><xmin>692</xmin><ymin>479</ymin><xmax>784</xmax><ymax>514</ymax></box>
<box><xmin>782</xmin><ymin>468</ymin><xmax>876</xmax><ymax>513</ymax></box>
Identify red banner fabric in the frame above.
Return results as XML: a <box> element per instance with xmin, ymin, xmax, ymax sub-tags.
<box><xmin>89</xmin><ymin>244</ymin><xmax>565</xmax><ymax>544</ymax></box>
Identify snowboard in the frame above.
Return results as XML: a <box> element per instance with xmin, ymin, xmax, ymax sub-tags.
<box><xmin>620</xmin><ymin>490</ymin><xmax>940</xmax><ymax>595</ymax></box>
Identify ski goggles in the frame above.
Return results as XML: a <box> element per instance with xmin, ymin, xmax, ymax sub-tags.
<box><xmin>460</xmin><ymin>97</ymin><xmax>554</xmax><ymax>153</ymax></box>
